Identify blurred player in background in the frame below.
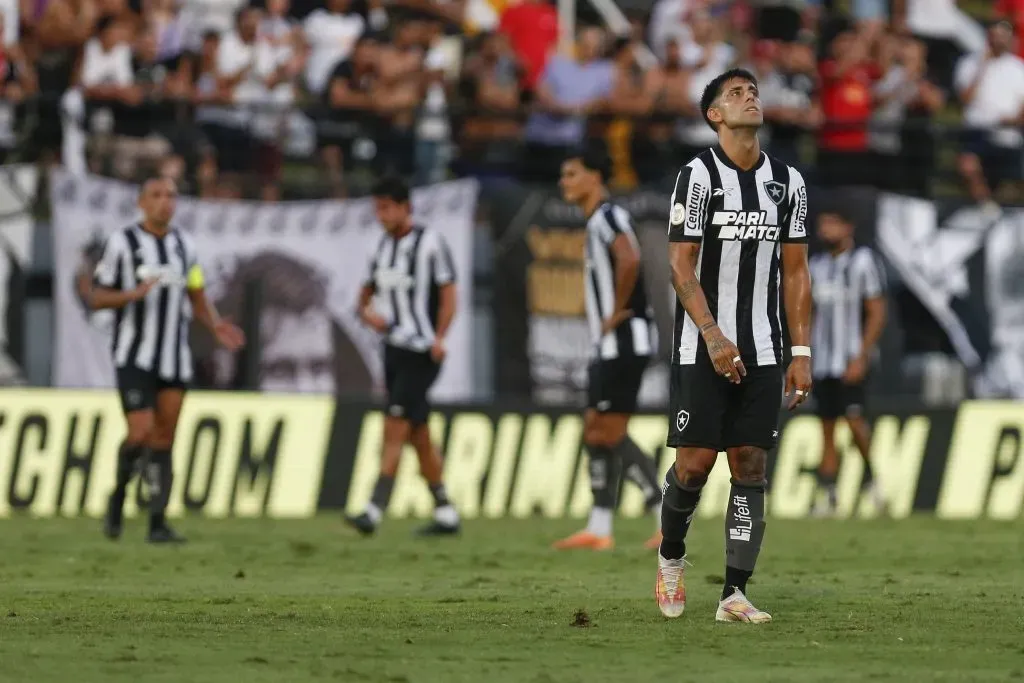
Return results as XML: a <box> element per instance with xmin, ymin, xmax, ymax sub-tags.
<box><xmin>346</xmin><ymin>176</ymin><xmax>462</xmax><ymax>537</ymax></box>
<box><xmin>810</xmin><ymin>209</ymin><xmax>888</xmax><ymax>517</ymax></box>
<box><xmin>658</xmin><ymin>69</ymin><xmax>812</xmax><ymax>623</ymax></box>
<box><xmin>552</xmin><ymin>147</ymin><xmax>663</xmax><ymax>551</ymax></box>
<box><xmin>90</xmin><ymin>177</ymin><xmax>245</xmax><ymax>543</ymax></box>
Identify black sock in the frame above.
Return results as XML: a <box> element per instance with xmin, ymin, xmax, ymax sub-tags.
<box><xmin>614</xmin><ymin>437</ymin><xmax>661</xmax><ymax>507</ymax></box>
<box><xmin>861</xmin><ymin>460</ymin><xmax>876</xmax><ymax>487</ymax></box>
<box><xmin>146</xmin><ymin>449</ymin><xmax>173</xmax><ymax>531</ymax></box>
<box><xmin>112</xmin><ymin>442</ymin><xmax>145</xmax><ymax>501</ymax></box>
<box><xmin>818</xmin><ymin>471</ymin><xmax>838</xmax><ymax>504</ymax></box>
<box><xmin>723</xmin><ymin>479</ymin><xmax>767</xmax><ymax>600</ymax></box>
<box><xmin>659</xmin><ymin>466</ymin><xmax>703</xmax><ymax>560</ymax></box>
<box><xmin>586</xmin><ymin>443</ymin><xmax>621</xmax><ymax>509</ymax></box>
<box><xmin>369</xmin><ymin>475</ymin><xmax>395</xmax><ymax>514</ymax></box>
<box><xmin>722</xmin><ymin>566</ymin><xmax>753</xmax><ymax>601</ymax></box>
<box><xmin>428</xmin><ymin>482</ymin><xmax>451</xmax><ymax>507</ymax></box>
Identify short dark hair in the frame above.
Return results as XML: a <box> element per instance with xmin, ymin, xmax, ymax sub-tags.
<box><xmin>371</xmin><ymin>176</ymin><xmax>411</xmax><ymax>203</ymax></box>
<box><xmin>700</xmin><ymin>68</ymin><xmax>759</xmax><ymax>131</ymax></box>
<box><xmin>566</xmin><ymin>145</ymin><xmax>611</xmax><ymax>182</ymax></box>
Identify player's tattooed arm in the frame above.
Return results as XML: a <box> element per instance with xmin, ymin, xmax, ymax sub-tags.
<box><xmin>670</xmin><ymin>242</ymin><xmax>744</xmax><ymax>382</ymax></box>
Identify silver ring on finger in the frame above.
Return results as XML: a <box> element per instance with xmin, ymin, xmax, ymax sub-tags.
<box><xmin>795</xmin><ymin>389</ymin><xmax>806</xmax><ymax>396</ymax></box>
<box><xmin>732</xmin><ymin>355</ymin><xmax>741</xmax><ymax>363</ymax></box>
<box><xmin>724</xmin><ymin>372</ymin><xmax>732</xmax><ymax>378</ymax></box>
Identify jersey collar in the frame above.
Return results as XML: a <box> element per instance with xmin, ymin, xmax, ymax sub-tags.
<box><xmin>712</xmin><ymin>145</ymin><xmax>766</xmax><ymax>173</ymax></box>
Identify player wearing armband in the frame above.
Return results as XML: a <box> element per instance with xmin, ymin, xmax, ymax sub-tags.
<box><xmin>655</xmin><ymin>69</ymin><xmax>813</xmax><ymax>623</ymax></box>
<box><xmin>89</xmin><ymin>177</ymin><xmax>245</xmax><ymax>543</ymax></box>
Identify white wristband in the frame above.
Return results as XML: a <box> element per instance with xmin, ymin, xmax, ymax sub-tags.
<box><xmin>791</xmin><ymin>345</ymin><xmax>811</xmax><ymax>358</ymax></box>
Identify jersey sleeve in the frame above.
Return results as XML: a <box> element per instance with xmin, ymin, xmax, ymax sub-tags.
<box><xmin>597</xmin><ymin>205</ymin><xmax>634</xmax><ymax>244</ymax></box>
<box><xmin>429</xmin><ymin>231</ymin><xmax>456</xmax><ymax>286</ymax></box>
<box><xmin>181</xmin><ymin>233</ymin><xmax>205</xmax><ymax>291</ymax></box>
<box><xmin>856</xmin><ymin>248</ymin><xmax>886</xmax><ymax>298</ymax></box>
<box><xmin>782</xmin><ymin>168</ymin><xmax>809</xmax><ymax>244</ymax></box>
<box><xmin>667</xmin><ymin>161</ymin><xmax>710</xmax><ymax>243</ymax></box>
<box><xmin>93</xmin><ymin>230</ymin><xmax>128</xmax><ymax>290</ymax></box>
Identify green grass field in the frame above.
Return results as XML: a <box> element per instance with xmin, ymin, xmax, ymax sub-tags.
<box><xmin>0</xmin><ymin>516</ymin><xmax>1021</xmax><ymax>683</ymax></box>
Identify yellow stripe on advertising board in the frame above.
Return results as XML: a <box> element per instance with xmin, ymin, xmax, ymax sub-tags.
<box><xmin>0</xmin><ymin>389</ymin><xmax>334</xmax><ymax>519</ymax></box>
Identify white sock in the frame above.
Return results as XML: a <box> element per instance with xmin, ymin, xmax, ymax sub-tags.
<box><xmin>365</xmin><ymin>503</ymin><xmax>383</xmax><ymax>525</ymax></box>
<box><xmin>433</xmin><ymin>504</ymin><xmax>459</xmax><ymax>527</ymax></box>
<box><xmin>586</xmin><ymin>507</ymin><xmax>613</xmax><ymax>537</ymax></box>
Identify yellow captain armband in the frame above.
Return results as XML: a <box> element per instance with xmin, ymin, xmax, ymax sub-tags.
<box><xmin>186</xmin><ymin>264</ymin><xmax>205</xmax><ymax>290</ymax></box>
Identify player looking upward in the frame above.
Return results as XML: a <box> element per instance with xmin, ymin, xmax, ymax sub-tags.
<box><xmin>91</xmin><ymin>176</ymin><xmax>245</xmax><ymax>543</ymax></box>
<box><xmin>656</xmin><ymin>69</ymin><xmax>813</xmax><ymax>622</ymax></box>
<box><xmin>552</xmin><ymin>146</ymin><xmax>663</xmax><ymax>551</ymax></box>
<box><xmin>347</xmin><ymin>176</ymin><xmax>462</xmax><ymax>537</ymax></box>
<box><xmin>810</xmin><ymin>209</ymin><xmax>888</xmax><ymax>517</ymax></box>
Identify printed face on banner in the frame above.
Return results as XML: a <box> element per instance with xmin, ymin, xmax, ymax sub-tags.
<box><xmin>50</xmin><ymin>172</ymin><xmax>479</xmax><ymax>400</ymax></box>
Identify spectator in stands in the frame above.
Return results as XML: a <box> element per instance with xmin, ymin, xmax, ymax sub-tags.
<box><xmin>374</xmin><ymin>20</ymin><xmax>424</xmax><ymax>177</ymax></box>
<box><xmin>604</xmin><ymin>36</ymin><xmax>660</xmax><ymax>188</ymax></box>
<box><xmin>416</xmin><ymin>17</ymin><xmax>460</xmax><ymax>185</ymax></box>
<box><xmin>144</xmin><ymin>0</ymin><xmax>188</xmax><ymax>60</ymax></box>
<box><xmin>80</xmin><ymin>15</ymin><xmax>148</xmax><ymax>178</ymax></box>
<box><xmin>190</xmin><ymin>29</ymin><xmax>225</xmax><ymax>196</ymax></box>
<box><xmin>996</xmin><ymin>0</ymin><xmax>1024</xmax><ymax>58</ymax></box>
<box><xmin>303</xmin><ymin>0</ymin><xmax>365</xmax><ymax>98</ymax></box>
<box><xmin>0</xmin><ymin>13</ymin><xmax>37</xmax><ymax>163</ymax></box>
<box><xmin>523</xmin><ymin>25</ymin><xmax>613</xmax><ymax>183</ymax></box>
<box><xmin>897</xmin><ymin>37</ymin><xmax>944</xmax><ymax>198</ymax></box>
<box><xmin>498</xmin><ymin>0</ymin><xmax>557</xmax><ymax>92</ymax></box>
<box><xmin>817</xmin><ymin>28</ymin><xmax>877</xmax><ymax>187</ymax></box>
<box><xmin>752</xmin><ymin>0</ymin><xmax>812</xmax><ymax>43</ymax></box>
<box><xmin>129</xmin><ymin>24</ymin><xmax>189</xmax><ymax>181</ymax></box>
<box><xmin>633</xmin><ymin>36</ymin><xmax>695</xmax><ymax>185</ymax></box>
<box><xmin>201</xmin><ymin>6</ymin><xmax>262</xmax><ymax>198</ymax></box>
<box><xmin>757</xmin><ymin>36</ymin><xmax>819</xmax><ymax>169</ymax></box>
<box><xmin>869</xmin><ymin>31</ymin><xmax>914</xmax><ymax>191</ymax></box>
<box><xmin>894</xmin><ymin>0</ymin><xmax>985</xmax><ymax>92</ymax></box>
<box><xmin>319</xmin><ymin>34</ymin><xmax>378</xmax><ymax>197</ymax></box>
<box><xmin>677</xmin><ymin>8</ymin><xmax>735</xmax><ymax>159</ymax></box>
<box><xmin>252</xmin><ymin>0</ymin><xmax>306</xmax><ymax>200</ymax></box>
<box><xmin>955</xmin><ymin>20</ymin><xmax>1024</xmax><ymax>214</ymax></box>
<box><xmin>457</xmin><ymin>30</ymin><xmax>522</xmax><ymax>177</ymax></box>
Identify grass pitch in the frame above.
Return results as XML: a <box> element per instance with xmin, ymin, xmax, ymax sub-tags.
<box><xmin>0</xmin><ymin>516</ymin><xmax>1021</xmax><ymax>683</ymax></box>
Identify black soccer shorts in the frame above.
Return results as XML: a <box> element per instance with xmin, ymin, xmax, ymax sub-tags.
<box><xmin>667</xmin><ymin>358</ymin><xmax>782</xmax><ymax>451</ymax></box>
<box><xmin>383</xmin><ymin>344</ymin><xmax>441</xmax><ymax>426</ymax></box>
<box><xmin>116</xmin><ymin>366</ymin><xmax>188</xmax><ymax>414</ymax></box>
<box><xmin>587</xmin><ymin>355</ymin><xmax>649</xmax><ymax>414</ymax></box>
<box><xmin>813</xmin><ymin>377</ymin><xmax>867</xmax><ymax>420</ymax></box>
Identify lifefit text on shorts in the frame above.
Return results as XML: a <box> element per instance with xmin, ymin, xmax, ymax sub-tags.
<box><xmin>729</xmin><ymin>494</ymin><xmax>752</xmax><ymax>541</ymax></box>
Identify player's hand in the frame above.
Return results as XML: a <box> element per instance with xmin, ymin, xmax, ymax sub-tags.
<box><xmin>600</xmin><ymin>310</ymin><xmax>632</xmax><ymax>336</ymax></box>
<box><xmin>360</xmin><ymin>305</ymin><xmax>390</xmax><ymax>334</ymax></box>
<box><xmin>785</xmin><ymin>357</ymin><xmax>813</xmax><ymax>410</ymax></box>
<box><xmin>702</xmin><ymin>324</ymin><xmax>745</xmax><ymax>384</ymax></box>
<box><xmin>130</xmin><ymin>278</ymin><xmax>160</xmax><ymax>301</ymax></box>
<box><xmin>430</xmin><ymin>337</ymin><xmax>446</xmax><ymax>363</ymax></box>
<box><xmin>214</xmin><ymin>320</ymin><xmax>246</xmax><ymax>352</ymax></box>
<box><xmin>842</xmin><ymin>354</ymin><xmax>867</xmax><ymax>385</ymax></box>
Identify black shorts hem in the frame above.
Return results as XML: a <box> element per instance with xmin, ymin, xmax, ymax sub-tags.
<box><xmin>665</xmin><ymin>437</ymin><xmax>722</xmax><ymax>450</ymax></box>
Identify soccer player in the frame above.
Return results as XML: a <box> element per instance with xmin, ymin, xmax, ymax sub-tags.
<box><xmin>552</xmin><ymin>147</ymin><xmax>663</xmax><ymax>551</ymax></box>
<box><xmin>90</xmin><ymin>176</ymin><xmax>245</xmax><ymax>543</ymax></box>
<box><xmin>346</xmin><ymin>176</ymin><xmax>461</xmax><ymax>537</ymax></box>
<box><xmin>656</xmin><ymin>69</ymin><xmax>812</xmax><ymax>622</ymax></box>
<box><xmin>810</xmin><ymin>209</ymin><xmax>888</xmax><ymax>517</ymax></box>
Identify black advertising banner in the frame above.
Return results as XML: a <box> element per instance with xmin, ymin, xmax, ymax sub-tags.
<box><xmin>2</xmin><ymin>390</ymin><xmax>1021</xmax><ymax>521</ymax></box>
<box><xmin>489</xmin><ymin>185</ymin><xmax>676</xmax><ymax>406</ymax></box>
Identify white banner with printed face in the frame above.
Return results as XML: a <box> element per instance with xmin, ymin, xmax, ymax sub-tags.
<box><xmin>50</xmin><ymin>170</ymin><xmax>478</xmax><ymax>399</ymax></box>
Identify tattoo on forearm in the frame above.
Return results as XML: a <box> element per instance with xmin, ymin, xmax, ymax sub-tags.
<box><xmin>676</xmin><ymin>279</ymin><xmax>700</xmax><ymax>302</ymax></box>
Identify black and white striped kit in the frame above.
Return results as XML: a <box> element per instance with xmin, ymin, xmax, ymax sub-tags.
<box><xmin>93</xmin><ymin>224</ymin><xmax>198</xmax><ymax>382</ymax></box>
<box><xmin>585</xmin><ymin>203</ymin><xmax>656</xmax><ymax>359</ymax></box>
<box><xmin>365</xmin><ymin>225</ymin><xmax>455</xmax><ymax>352</ymax></box>
<box><xmin>668</xmin><ymin>146</ymin><xmax>809</xmax><ymax>367</ymax></box>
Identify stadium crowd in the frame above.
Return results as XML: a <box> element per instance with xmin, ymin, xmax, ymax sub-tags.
<box><xmin>0</xmin><ymin>0</ymin><xmax>1018</xmax><ymax>200</ymax></box>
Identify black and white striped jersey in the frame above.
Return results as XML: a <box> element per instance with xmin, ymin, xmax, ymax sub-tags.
<box><xmin>93</xmin><ymin>223</ymin><xmax>199</xmax><ymax>382</ymax></box>
<box><xmin>365</xmin><ymin>225</ymin><xmax>455</xmax><ymax>353</ymax></box>
<box><xmin>668</xmin><ymin>146</ymin><xmax>808</xmax><ymax>367</ymax></box>
<box><xmin>585</xmin><ymin>202</ymin><xmax>656</xmax><ymax>360</ymax></box>
<box><xmin>810</xmin><ymin>246</ymin><xmax>886</xmax><ymax>379</ymax></box>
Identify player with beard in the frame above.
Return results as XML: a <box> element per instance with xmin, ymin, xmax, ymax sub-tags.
<box><xmin>91</xmin><ymin>176</ymin><xmax>245</xmax><ymax>542</ymax></box>
<box><xmin>656</xmin><ymin>69</ymin><xmax>813</xmax><ymax>622</ymax></box>
<box><xmin>552</xmin><ymin>146</ymin><xmax>663</xmax><ymax>551</ymax></box>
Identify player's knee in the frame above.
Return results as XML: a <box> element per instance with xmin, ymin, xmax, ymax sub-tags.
<box><xmin>958</xmin><ymin>153</ymin><xmax>981</xmax><ymax>176</ymax></box>
<box><xmin>730</xmin><ymin>446</ymin><xmax>767</xmax><ymax>485</ymax></box>
<box><xmin>125</xmin><ymin>415</ymin><xmax>154</xmax><ymax>445</ymax></box>
<box><xmin>384</xmin><ymin>415</ymin><xmax>412</xmax><ymax>444</ymax></box>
